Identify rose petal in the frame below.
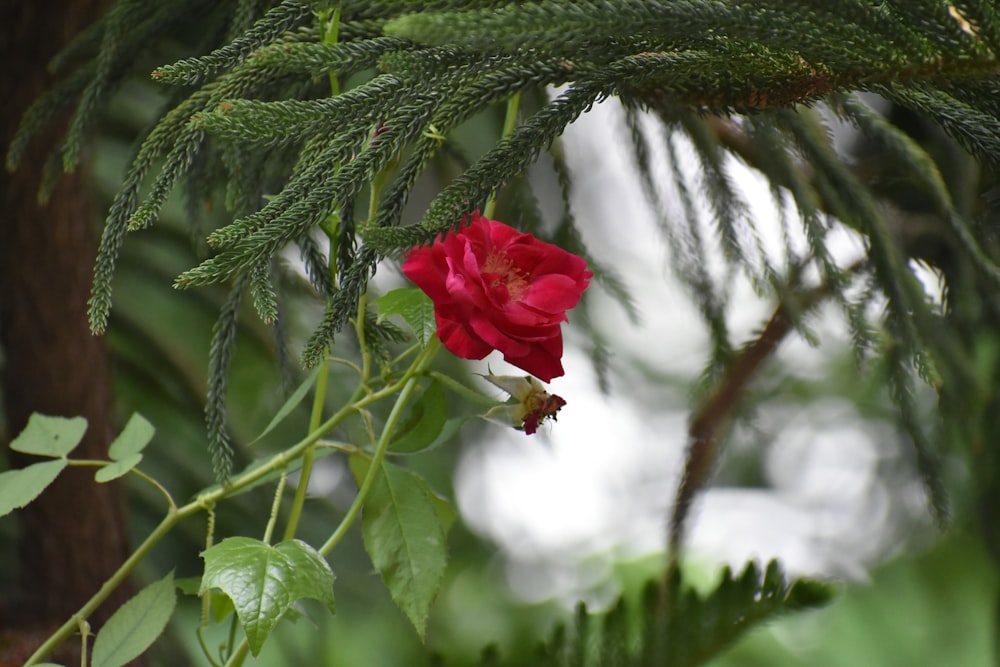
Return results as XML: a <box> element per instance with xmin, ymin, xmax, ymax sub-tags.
<box><xmin>401</xmin><ymin>246</ymin><xmax>451</xmax><ymax>301</ymax></box>
<box><xmin>436</xmin><ymin>314</ymin><xmax>492</xmax><ymax>360</ymax></box>
<box><xmin>521</xmin><ymin>274</ymin><xmax>587</xmax><ymax>313</ymax></box>
<box><xmin>469</xmin><ymin>314</ymin><xmax>532</xmax><ymax>358</ymax></box>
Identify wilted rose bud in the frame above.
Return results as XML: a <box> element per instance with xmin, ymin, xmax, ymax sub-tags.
<box><xmin>481</xmin><ymin>373</ymin><xmax>566</xmax><ymax>435</ymax></box>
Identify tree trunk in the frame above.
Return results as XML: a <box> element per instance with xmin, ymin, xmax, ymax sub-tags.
<box><xmin>0</xmin><ymin>2</ymin><xmax>132</xmax><ymax>663</ymax></box>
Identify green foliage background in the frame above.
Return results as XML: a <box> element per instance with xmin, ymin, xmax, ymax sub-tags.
<box><xmin>6</xmin><ymin>0</ymin><xmax>1000</xmax><ymax>665</ymax></box>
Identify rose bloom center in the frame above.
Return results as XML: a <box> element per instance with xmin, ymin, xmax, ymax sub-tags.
<box><xmin>482</xmin><ymin>250</ymin><xmax>529</xmax><ymax>301</ymax></box>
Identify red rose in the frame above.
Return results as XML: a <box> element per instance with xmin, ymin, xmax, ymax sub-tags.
<box><xmin>402</xmin><ymin>213</ymin><xmax>591</xmax><ymax>382</ymax></box>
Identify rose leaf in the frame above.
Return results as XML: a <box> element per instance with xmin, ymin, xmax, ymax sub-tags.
<box><xmin>349</xmin><ymin>456</ymin><xmax>450</xmax><ymax>636</ymax></box>
<box><xmin>91</xmin><ymin>571</ymin><xmax>177</xmax><ymax>667</ymax></box>
<box><xmin>389</xmin><ymin>380</ymin><xmax>448</xmax><ymax>453</ymax></box>
<box><xmin>10</xmin><ymin>413</ymin><xmax>87</xmax><ymax>458</ymax></box>
<box><xmin>0</xmin><ymin>460</ymin><xmax>68</xmax><ymax>518</ymax></box>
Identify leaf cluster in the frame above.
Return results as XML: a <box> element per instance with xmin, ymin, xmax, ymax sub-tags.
<box><xmin>481</xmin><ymin>560</ymin><xmax>831</xmax><ymax>667</ymax></box>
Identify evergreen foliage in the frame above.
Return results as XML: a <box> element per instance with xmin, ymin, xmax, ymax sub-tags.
<box><xmin>505</xmin><ymin>560</ymin><xmax>831</xmax><ymax>667</ymax></box>
<box><xmin>9</xmin><ymin>1</ymin><xmax>1000</xmax><ymax>662</ymax></box>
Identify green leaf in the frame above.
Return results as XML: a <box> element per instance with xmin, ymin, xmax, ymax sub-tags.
<box><xmin>9</xmin><ymin>414</ymin><xmax>87</xmax><ymax>458</ymax></box>
<box><xmin>251</xmin><ymin>364</ymin><xmax>323</xmax><ymax>444</ymax></box>
<box><xmin>429</xmin><ymin>487</ymin><xmax>457</xmax><ymax>536</ymax></box>
<box><xmin>95</xmin><ymin>453</ymin><xmax>144</xmax><ymax>483</ymax></box>
<box><xmin>174</xmin><ymin>577</ymin><xmax>202</xmax><ymax>596</ymax></box>
<box><xmin>200</xmin><ymin>537</ymin><xmax>335</xmax><ymax>656</ymax></box>
<box><xmin>211</xmin><ymin>591</ymin><xmax>236</xmax><ymax>624</ymax></box>
<box><xmin>349</xmin><ymin>456</ymin><xmax>450</xmax><ymax>636</ymax></box>
<box><xmin>108</xmin><ymin>413</ymin><xmax>154</xmax><ymax>460</ymax></box>
<box><xmin>174</xmin><ymin>578</ymin><xmax>235</xmax><ymax>621</ymax></box>
<box><xmin>91</xmin><ymin>571</ymin><xmax>177</xmax><ymax>667</ymax></box>
<box><xmin>389</xmin><ymin>380</ymin><xmax>448</xmax><ymax>453</ymax></box>
<box><xmin>374</xmin><ymin>287</ymin><xmax>436</xmax><ymax>347</ymax></box>
<box><xmin>0</xmin><ymin>460</ymin><xmax>68</xmax><ymax>518</ymax></box>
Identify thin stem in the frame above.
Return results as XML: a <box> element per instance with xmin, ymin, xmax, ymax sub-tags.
<box><xmin>484</xmin><ymin>91</ymin><xmax>521</xmax><ymax>218</ymax></box>
<box><xmin>196</xmin><ymin>626</ymin><xmax>222</xmax><ymax>667</ymax></box>
<box><xmin>428</xmin><ymin>370</ymin><xmax>505</xmax><ymax>406</ymax></box>
<box><xmin>24</xmin><ymin>510</ymin><xmax>180</xmax><ymax>666</ymax></box>
<box><xmin>355</xmin><ymin>292</ymin><xmax>371</xmax><ymax>384</ymax></box>
<box><xmin>24</xmin><ymin>377</ymin><xmax>392</xmax><ymax>666</ymax></box>
<box><xmin>263</xmin><ymin>470</ymin><xmax>287</xmax><ymax>544</ymax></box>
<box><xmin>78</xmin><ymin>619</ymin><xmax>89</xmax><ymax>667</ymax></box>
<box><xmin>386</xmin><ymin>343</ymin><xmax>421</xmax><ymax>370</ymax></box>
<box><xmin>320</xmin><ymin>7</ymin><xmax>341</xmax><ymax>96</ymax></box>
<box><xmin>319</xmin><ymin>340</ymin><xmax>439</xmax><ymax>557</ymax></box>
<box><xmin>200</xmin><ymin>504</ymin><xmax>216</xmax><ymax>631</ymax></box>
<box><xmin>279</xmin><ymin>3</ymin><xmax>344</xmax><ymax>545</ymax></box>
<box><xmin>282</xmin><ymin>360</ymin><xmax>332</xmax><ymax>541</ymax></box>
<box><xmin>67</xmin><ymin>459</ymin><xmax>177</xmax><ymax>510</ymax></box>
<box><xmin>222</xmin><ymin>638</ymin><xmax>251</xmax><ymax>667</ymax></box>
<box><xmin>219</xmin><ymin>338</ymin><xmax>441</xmax><ymax>667</ymax></box>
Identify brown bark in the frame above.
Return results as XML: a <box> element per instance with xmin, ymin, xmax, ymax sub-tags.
<box><xmin>0</xmin><ymin>1</ymin><xmax>131</xmax><ymax>661</ymax></box>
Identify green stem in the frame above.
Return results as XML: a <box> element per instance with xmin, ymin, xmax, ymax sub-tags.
<box><xmin>23</xmin><ymin>371</ymin><xmax>411</xmax><ymax>666</ymax></box>
<box><xmin>483</xmin><ymin>91</ymin><xmax>521</xmax><ymax>219</ymax></box>
<box><xmin>320</xmin><ymin>7</ymin><xmax>341</xmax><ymax>96</ymax></box>
<box><xmin>24</xmin><ymin>510</ymin><xmax>180</xmax><ymax>666</ymax></box>
<box><xmin>78</xmin><ymin>618</ymin><xmax>89</xmax><ymax>667</ymax></box>
<box><xmin>318</xmin><ymin>377</ymin><xmax>418</xmax><ymax>555</ymax></box>
<box><xmin>281</xmin><ymin>2</ymin><xmax>345</xmax><ymax>545</ymax></box>
<box><xmin>68</xmin><ymin>459</ymin><xmax>177</xmax><ymax>510</ymax></box>
<box><xmin>355</xmin><ymin>292</ymin><xmax>372</xmax><ymax>384</ymax></box>
<box><xmin>218</xmin><ymin>338</ymin><xmax>440</xmax><ymax>667</ymax></box>
<box><xmin>428</xmin><ymin>370</ymin><xmax>505</xmax><ymax>406</ymax></box>
<box><xmin>319</xmin><ymin>339</ymin><xmax>439</xmax><ymax>556</ymax></box>
<box><xmin>263</xmin><ymin>470</ymin><xmax>287</xmax><ymax>544</ymax></box>
<box><xmin>282</xmin><ymin>361</ymin><xmax>332</xmax><ymax>541</ymax></box>
<box><xmin>200</xmin><ymin>504</ymin><xmax>216</xmax><ymax>630</ymax></box>
<box><xmin>222</xmin><ymin>637</ymin><xmax>251</xmax><ymax>667</ymax></box>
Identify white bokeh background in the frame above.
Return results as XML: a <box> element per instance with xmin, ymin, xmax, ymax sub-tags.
<box><xmin>450</xmin><ymin>100</ymin><xmax>932</xmax><ymax>607</ymax></box>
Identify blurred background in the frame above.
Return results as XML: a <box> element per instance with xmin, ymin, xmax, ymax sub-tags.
<box><xmin>2</xmin><ymin>14</ymin><xmax>998</xmax><ymax>665</ymax></box>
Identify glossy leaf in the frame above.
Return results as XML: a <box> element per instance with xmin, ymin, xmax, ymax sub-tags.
<box><xmin>0</xmin><ymin>460</ymin><xmax>68</xmax><ymax>518</ymax></box>
<box><xmin>200</xmin><ymin>537</ymin><xmax>335</xmax><ymax>656</ymax></box>
<box><xmin>95</xmin><ymin>453</ymin><xmax>144</xmax><ymax>483</ymax></box>
<box><xmin>349</xmin><ymin>456</ymin><xmax>449</xmax><ymax>636</ymax></box>
<box><xmin>389</xmin><ymin>380</ymin><xmax>448</xmax><ymax>453</ymax></box>
<box><xmin>91</xmin><ymin>571</ymin><xmax>177</xmax><ymax>667</ymax></box>
<box><xmin>374</xmin><ymin>287</ymin><xmax>436</xmax><ymax>347</ymax></box>
<box><xmin>108</xmin><ymin>412</ymin><xmax>154</xmax><ymax>460</ymax></box>
<box><xmin>9</xmin><ymin>414</ymin><xmax>87</xmax><ymax>458</ymax></box>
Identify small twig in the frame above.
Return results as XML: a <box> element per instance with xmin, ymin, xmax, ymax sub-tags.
<box><xmin>662</xmin><ymin>273</ymin><xmax>843</xmax><ymax>603</ymax></box>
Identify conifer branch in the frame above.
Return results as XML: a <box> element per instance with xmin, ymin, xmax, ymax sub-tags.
<box><xmin>152</xmin><ymin>0</ymin><xmax>313</xmax><ymax>85</ymax></box>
